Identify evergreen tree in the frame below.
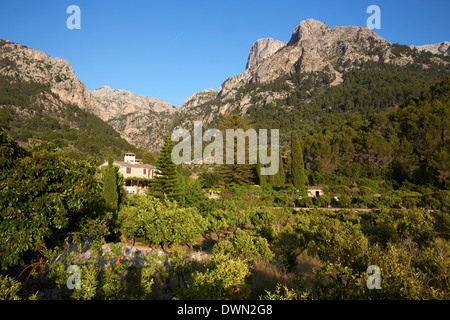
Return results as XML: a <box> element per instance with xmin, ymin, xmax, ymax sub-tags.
<box><xmin>216</xmin><ymin>114</ymin><xmax>256</xmax><ymax>186</ymax></box>
<box><xmin>270</xmin><ymin>152</ymin><xmax>285</xmax><ymax>187</ymax></box>
<box><xmin>103</xmin><ymin>151</ymin><xmax>119</xmax><ymax>211</ymax></box>
<box><xmin>256</xmin><ymin>144</ymin><xmax>271</xmax><ymax>186</ymax></box>
<box><xmin>149</xmin><ymin>135</ymin><xmax>179</xmax><ymax>200</ymax></box>
<box><xmin>256</xmin><ymin>156</ymin><xmax>267</xmax><ymax>186</ymax></box>
<box><xmin>291</xmin><ymin>131</ymin><xmax>307</xmax><ymax>189</ymax></box>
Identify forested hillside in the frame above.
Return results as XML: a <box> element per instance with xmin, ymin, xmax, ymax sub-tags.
<box><xmin>246</xmin><ymin>48</ymin><xmax>450</xmax><ymax>132</ymax></box>
<box><xmin>198</xmin><ymin>60</ymin><xmax>450</xmax><ymax>193</ymax></box>
<box><xmin>0</xmin><ymin>73</ymin><xmax>139</xmax><ymax>161</ymax></box>
<box><xmin>287</xmin><ymin>76</ymin><xmax>450</xmax><ymax>190</ymax></box>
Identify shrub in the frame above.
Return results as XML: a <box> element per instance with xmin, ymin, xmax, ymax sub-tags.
<box><xmin>176</xmin><ymin>253</ymin><xmax>250</xmax><ymax>300</ymax></box>
<box><xmin>118</xmin><ymin>195</ymin><xmax>207</xmax><ymax>248</ymax></box>
<box><xmin>214</xmin><ymin>228</ymin><xmax>275</xmax><ymax>263</ymax></box>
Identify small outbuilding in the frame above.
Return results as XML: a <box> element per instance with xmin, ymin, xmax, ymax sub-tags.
<box><xmin>307</xmin><ymin>186</ymin><xmax>325</xmax><ymax>197</ymax></box>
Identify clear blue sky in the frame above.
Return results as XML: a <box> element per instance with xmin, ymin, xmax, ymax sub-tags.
<box><xmin>0</xmin><ymin>0</ymin><xmax>448</xmax><ymax>106</ymax></box>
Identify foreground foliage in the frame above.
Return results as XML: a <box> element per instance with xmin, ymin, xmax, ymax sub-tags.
<box><xmin>0</xmin><ymin>130</ymin><xmax>110</xmax><ymax>271</ymax></box>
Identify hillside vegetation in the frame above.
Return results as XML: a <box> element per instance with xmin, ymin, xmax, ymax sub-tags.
<box><xmin>0</xmin><ymin>73</ymin><xmax>139</xmax><ymax>161</ymax></box>
<box><xmin>0</xmin><ymin>78</ymin><xmax>448</xmax><ymax>300</ymax></box>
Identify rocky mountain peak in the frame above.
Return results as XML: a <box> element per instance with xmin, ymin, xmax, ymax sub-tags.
<box><xmin>218</xmin><ymin>19</ymin><xmax>391</xmax><ymax>97</ymax></box>
<box><xmin>246</xmin><ymin>38</ymin><xmax>287</xmax><ymax>70</ymax></box>
<box><xmin>287</xmin><ymin>19</ymin><xmax>328</xmax><ymax>45</ymax></box>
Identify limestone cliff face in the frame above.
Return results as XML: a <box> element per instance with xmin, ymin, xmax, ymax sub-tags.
<box><xmin>170</xmin><ymin>19</ymin><xmax>448</xmax><ymax>150</ymax></box>
<box><xmin>246</xmin><ymin>38</ymin><xmax>287</xmax><ymax>70</ymax></box>
<box><xmin>90</xmin><ymin>19</ymin><xmax>449</xmax><ymax>152</ymax></box>
<box><xmin>218</xmin><ymin>19</ymin><xmax>450</xmax><ymax>100</ymax></box>
<box><xmin>0</xmin><ymin>40</ymin><xmax>176</xmax><ymax>152</ymax></box>
<box><xmin>2</xmin><ymin>19</ymin><xmax>448</xmax><ymax>153</ymax></box>
<box><xmin>180</xmin><ymin>88</ymin><xmax>218</xmax><ymax>110</ymax></box>
<box><xmin>90</xmin><ymin>86</ymin><xmax>175</xmax><ymax>122</ymax></box>
<box><xmin>218</xmin><ymin>19</ymin><xmax>394</xmax><ymax>98</ymax></box>
<box><xmin>0</xmin><ymin>40</ymin><xmax>96</xmax><ymax>113</ymax></box>
<box><xmin>410</xmin><ymin>41</ymin><xmax>450</xmax><ymax>56</ymax></box>
<box><xmin>89</xmin><ymin>85</ymin><xmax>176</xmax><ymax>151</ymax></box>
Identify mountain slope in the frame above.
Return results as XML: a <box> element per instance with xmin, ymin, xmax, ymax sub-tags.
<box><xmin>0</xmin><ymin>40</ymin><xmax>96</xmax><ymax>112</ymax></box>
<box><xmin>90</xmin><ymin>86</ymin><xmax>175</xmax><ymax>122</ymax></box>
<box><xmin>166</xmin><ymin>19</ymin><xmax>449</xmax><ymax>146</ymax></box>
<box><xmin>0</xmin><ymin>40</ymin><xmax>138</xmax><ymax>159</ymax></box>
<box><xmin>89</xmin><ymin>86</ymin><xmax>176</xmax><ymax>151</ymax></box>
<box><xmin>1</xmin><ymin>19</ymin><xmax>449</xmax><ymax>154</ymax></box>
<box><xmin>410</xmin><ymin>41</ymin><xmax>450</xmax><ymax>56</ymax></box>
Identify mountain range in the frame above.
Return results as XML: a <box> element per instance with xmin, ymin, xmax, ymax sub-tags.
<box><xmin>0</xmin><ymin>19</ymin><xmax>449</xmax><ymax>155</ymax></box>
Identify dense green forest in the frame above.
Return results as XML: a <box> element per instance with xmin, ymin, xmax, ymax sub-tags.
<box><xmin>296</xmin><ymin>76</ymin><xmax>450</xmax><ymax>190</ymax></box>
<box><xmin>246</xmin><ymin>55</ymin><xmax>449</xmax><ymax>132</ymax></box>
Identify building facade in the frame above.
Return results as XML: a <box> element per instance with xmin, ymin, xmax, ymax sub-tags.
<box><xmin>307</xmin><ymin>186</ymin><xmax>325</xmax><ymax>197</ymax></box>
<box><xmin>101</xmin><ymin>152</ymin><xmax>157</xmax><ymax>194</ymax></box>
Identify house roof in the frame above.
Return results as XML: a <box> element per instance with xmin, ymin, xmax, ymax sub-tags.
<box><xmin>101</xmin><ymin>161</ymin><xmax>156</xmax><ymax>169</ymax></box>
<box><xmin>115</xmin><ymin>161</ymin><xmax>156</xmax><ymax>169</ymax></box>
<box><xmin>307</xmin><ymin>186</ymin><xmax>326</xmax><ymax>190</ymax></box>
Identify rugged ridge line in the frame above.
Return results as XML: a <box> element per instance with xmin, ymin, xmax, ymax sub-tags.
<box><xmin>0</xmin><ymin>40</ymin><xmax>96</xmax><ymax>113</ymax></box>
<box><xmin>2</xmin><ymin>19</ymin><xmax>448</xmax><ymax>153</ymax></box>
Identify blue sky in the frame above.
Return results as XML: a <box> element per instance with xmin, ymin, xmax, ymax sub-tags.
<box><xmin>0</xmin><ymin>0</ymin><xmax>448</xmax><ymax>106</ymax></box>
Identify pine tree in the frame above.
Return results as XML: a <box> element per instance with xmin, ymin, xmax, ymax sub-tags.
<box><xmin>216</xmin><ymin>114</ymin><xmax>256</xmax><ymax>186</ymax></box>
<box><xmin>149</xmin><ymin>134</ymin><xmax>179</xmax><ymax>200</ymax></box>
<box><xmin>291</xmin><ymin>131</ymin><xmax>307</xmax><ymax>190</ymax></box>
<box><xmin>103</xmin><ymin>151</ymin><xmax>119</xmax><ymax>211</ymax></box>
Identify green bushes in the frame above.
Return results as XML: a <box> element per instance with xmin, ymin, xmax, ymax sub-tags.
<box><xmin>270</xmin><ymin>208</ymin><xmax>449</xmax><ymax>299</ymax></box>
<box><xmin>2</xmin><ymin>185</ymin><xmax>449</xmax><ymax>300</ymax></box>
<box><xmin>214</xmin><ymin>229</ymin><xmax>274</xmax><ymax>263</ymax></box>
<box><xmin>0</xmin><ymin>274</ymin><xmax>37</xmax><ymax>300</ymax></box>
<box><xmin>0</xmin><ymin>132</ymin><xmax>111</xmax><ymax>270</ymax></box>
<box><xmin>176</xmin><ymin>252</ymin><xmax>250</xmax><ymax>300</ymax></box>
<box><xmin>42</xmin><ymin>241</ymin><xmax>167</xmax><ymax>300</ymax></box>
<box><xmin>118</xmin><ymin>195</ymin><xmax>207</xmax><ymax>249</ymax></box>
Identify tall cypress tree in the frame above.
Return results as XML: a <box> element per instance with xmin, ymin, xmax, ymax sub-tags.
<box><xmin>103</xmin><ymin>151</ymin><xmax>119</xmax><ymax>211</ymax></box>
<box><xmin>150</xmin><ymin>135</ymin><xmax>179</xmax><ymax>200</ymax></box>
<box><xmin>291</xmin><ymin>131</ymin><xmax>307</xmax><ymax>190</ymax></box>
<box><xmin>256</xmin><ymin>155</ymin><xmax>267</xmax><ymax>186</ymax></box>
<box><xmin>269</xmin><ymin>152</ymin><xmax>285</xmax><ymax>187</ymax></box>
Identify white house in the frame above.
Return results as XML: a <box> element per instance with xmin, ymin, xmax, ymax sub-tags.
<box><xmin>101</xmin><ymin>152</ymin><xmax>157</xmax><ymax>194</ymax></box>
